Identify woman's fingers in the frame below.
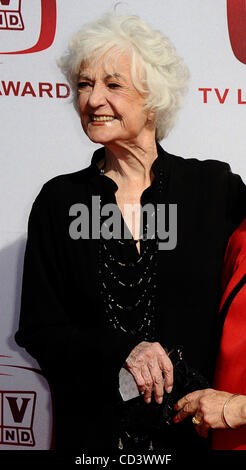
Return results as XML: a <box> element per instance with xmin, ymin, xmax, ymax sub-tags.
<box><xmin>141</xmin><ymin>364</ymin><xmax>155</xmax><ymax>403</ymax></box>
<box><xmin>124</xmin><ymin>341</ymin><xmax>173</xmax><ymax>403</ymax></box>
<box><xmin>157</xmin><ymin>348</ymin><xmax>173</xmax><ymax>394</ymax></box>
<box><xmin>175</xmin><ymin>390</ymin><xmax>201</xmax><ymax>412</ymax></box>
<box><xmin>146</xmin><ymin>358</ymin><xmax>165</xmax><ymax>403</ymax></box>
<box><xmin>174</xmin><ymin>391</ymin><xmax>210</xmax><ymax>438</ymax></box>
<box><xmin>174</xmin><ymin>391</ymin><xmax>201</xmax><ymax>423</ymax></box>
<box><xmin>173</xmin><ymin>389</ymin><xmax>236</xmax><ymax>437</ymax></box>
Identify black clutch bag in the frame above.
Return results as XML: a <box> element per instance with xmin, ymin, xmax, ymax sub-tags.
<box><xmin>118</xmin><ymin>346</ymin><xmax>209</xmax><ymax>447</ymax></box>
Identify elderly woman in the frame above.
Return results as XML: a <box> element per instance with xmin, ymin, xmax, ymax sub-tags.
<box><xmin>15</xmin><ymin>13</ymin><xmax>246</xmax><ymax>452</ymax></box>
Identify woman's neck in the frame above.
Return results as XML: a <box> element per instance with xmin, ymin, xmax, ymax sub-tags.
<box><xmin>103</xmin><ymin>139</ymin><xmax>158</xmax><ymax>188</ymax></box>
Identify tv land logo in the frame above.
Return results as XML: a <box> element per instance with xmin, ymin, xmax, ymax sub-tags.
<box><xmin>0</xmin><ymin>0</ymin><xmax>24</xmax><ymax>30</ymax></box>
<box><xmin>0</xmin><ymin>391</ymin><xmax>36</xmax><ymax>446</ymax></box>
<box><xmin>0</xmin><ymin>0</ymin><xmax>245</xmax><ymax>63</ymax></box>
<box><xmin>0</xmin><ymin>0</ymin><xmax>57</xmax><ymax>54</ymax></box>
<box><xmin>227</xmin><ymin>0</ymin><xmax>246</xmax><ymax>64</ymax></box>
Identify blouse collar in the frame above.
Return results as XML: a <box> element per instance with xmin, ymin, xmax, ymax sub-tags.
<box><xmin>88</xmin><ymin>142</ymin><xmax>170</xmax><ymax>197</ymax></box>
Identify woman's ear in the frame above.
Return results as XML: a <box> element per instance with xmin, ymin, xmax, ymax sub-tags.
<box><xmin>146</xmin><ymin>106</ymin><xmax>156</xmax><ymax>120</ymax></box>
<box><xmin>146</xmin><ymin>109</ymin><xmax>157</xmax><ymax>128</ymax></box>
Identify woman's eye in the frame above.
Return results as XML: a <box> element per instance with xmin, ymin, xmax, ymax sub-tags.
<box><xmin>108</xmin><ymin>83</ymin><xmax>120</xmax><ymax>89</ymax></box>
<box><xmin>77</xmin><ymin>82</ymin><xmax>91</xmax><ymax>89</ymax></box>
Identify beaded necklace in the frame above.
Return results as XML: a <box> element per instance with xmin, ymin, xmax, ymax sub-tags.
<box><xmin>98</xmin><ymin>165</ymin><xmax>159</xmax><ymax>341</ymax></box>
<box><xmin>98</xmin><ymin>237</ymin><xmax>158</xmax><ymax>341</ymax></box>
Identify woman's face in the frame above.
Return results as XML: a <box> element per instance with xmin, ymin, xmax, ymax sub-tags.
<box><xmin>77</xmin><ymin>52</ymin><xmax>152</xmax><ymax>146</ymax></box>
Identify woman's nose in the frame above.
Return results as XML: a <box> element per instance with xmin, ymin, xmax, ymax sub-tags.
<box><xmin>88</xmin><ymin>84</ymin><xmax>107</xmax><ymax>108</ymax></box>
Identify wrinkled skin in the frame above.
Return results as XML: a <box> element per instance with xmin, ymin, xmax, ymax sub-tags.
<box><xmin>125</xmin><ymin>341</ymin><xmax>173</xmax><ymax>404</ymax></box>
<box><xmin>174</xmin><ymin>388</ymin><xmax>246</xmax><ymax>438</ymax></box>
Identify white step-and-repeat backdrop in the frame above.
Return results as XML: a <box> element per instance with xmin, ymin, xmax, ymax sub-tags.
<box><xmin>0</xmin><ymin>0</ymin><xmax>245</xmax><ymax>450</ymax></box>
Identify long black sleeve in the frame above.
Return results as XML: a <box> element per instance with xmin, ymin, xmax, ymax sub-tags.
<box><xmin>15</xmin><ymin>183</ymin><xmax>136</xmax><ymax>386</ymax></box>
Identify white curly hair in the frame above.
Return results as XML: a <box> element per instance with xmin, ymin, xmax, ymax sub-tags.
<box><xmin>58</xmin><ymin>12</ymin><xmax>189</xmax><ymax>141</ymax></box>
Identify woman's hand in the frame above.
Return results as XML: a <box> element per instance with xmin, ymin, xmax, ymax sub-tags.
<box><xmin>124</xmin><ymin>341</ymin><xmax>173</xmax><ymax>404</ymax></box>
<box><xmin>174</xmin><ymin>389</ymin><xmax>246</xmax><ymax>438</ymax></box>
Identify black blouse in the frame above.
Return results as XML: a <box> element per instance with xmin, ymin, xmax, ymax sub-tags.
<box><xmin>15</xmin><ymin>143</ymin><xmax>246</xmax><ymax>451</ymax></box>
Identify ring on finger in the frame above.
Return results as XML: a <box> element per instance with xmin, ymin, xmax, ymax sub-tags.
<box><xmin>192</xmin><ymin>416</ymin><xmax>202</xmax><ymax>425</ymax></box>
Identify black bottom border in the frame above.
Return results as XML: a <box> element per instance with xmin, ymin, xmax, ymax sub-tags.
<box><xmin>0</xmin><ymin>450</ymin><xmax>245</xmax><ymax>467</ymax></box>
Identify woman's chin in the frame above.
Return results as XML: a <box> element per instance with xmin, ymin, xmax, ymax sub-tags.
<box><xmin>86</xmin><ymin>129</ymin><xmax>116</xmax><ymax>145</ymax></box>
<box><xmin>87</xmin><ymin>135</ymin><xmax>112</xmax><ymax>145</ymax></box>
<box><xmin>85</xmin><ymin>120</ymin><xmax>122</xmax><ymax>143</ymax></box>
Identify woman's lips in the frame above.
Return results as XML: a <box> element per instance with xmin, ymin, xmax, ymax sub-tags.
<box><xmin>89</xmin><ymin>115</ymin><xmax>118</xmax><ymax>125</ymax></box>
<box><xmin>92</xmin><ymin>115</ymin><xmax>115</xmax><ymax>121</ymax></box>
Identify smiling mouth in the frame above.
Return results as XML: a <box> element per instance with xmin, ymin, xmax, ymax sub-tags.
<box><xmin>91</xmin><ymin>115</ymin><xmax>118</xmax><ymax>122</ymax></box>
